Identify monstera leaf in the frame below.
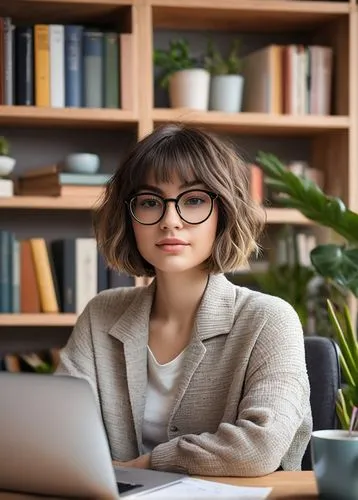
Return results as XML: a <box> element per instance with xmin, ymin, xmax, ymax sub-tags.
<box><xmin>310</xmin><ymin>245</ymin><xmax>358</xmax><ymax>297</ymax></box>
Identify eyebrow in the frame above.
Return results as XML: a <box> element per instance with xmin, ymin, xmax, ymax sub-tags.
<box><xmin>137</xmin><ymin>180</ymin><xmax>204</xmax><ymax>194</ymax></box>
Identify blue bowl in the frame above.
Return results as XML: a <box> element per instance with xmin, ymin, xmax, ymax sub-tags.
<box><xmin>64</xmin><ymin>153</ymin><xmax>100</xmax><ymax>174</ymax></box>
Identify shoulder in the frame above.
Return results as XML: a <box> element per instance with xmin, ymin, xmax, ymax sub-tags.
<box><xmin>81</xmin><ymin>284</ymin><xmax>148</xmax><ymax>330</ymax></box>
<box><xmin>230</xmin><ymin>282</ymin><xmax>303</xmax><ymax>344</ymax></box>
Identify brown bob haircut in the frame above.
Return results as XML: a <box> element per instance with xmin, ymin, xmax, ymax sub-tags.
<box><xmin>93</xmin><ymin>123</ymin><xmax>265</xmax><ymax>277</ymax></box>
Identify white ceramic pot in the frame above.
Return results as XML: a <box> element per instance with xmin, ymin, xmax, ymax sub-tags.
<box><xmin>209</xmin><ymin>74</ymin><xmax>244</xmax><ymax>113</ymax></box>
<box><xmin>169</xmin><ymin>69</ymin><xmax>210</xmax><ymax>111</ymax></box>
<box><xmin>0</xmin><ymin>156</ymin><xmax>16</xmax><ymax>177</ymax></box>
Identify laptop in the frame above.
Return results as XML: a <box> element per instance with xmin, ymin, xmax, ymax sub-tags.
<box><xmin>0</xmin><ymin>372</ymin><xmax>185</xmax><ymax>498</ymax></box>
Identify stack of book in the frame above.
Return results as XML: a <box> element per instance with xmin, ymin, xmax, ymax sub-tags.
<box><xmin>16</xmin><ymin>165</ymin><xmax>111</xmax><ymax>197</ymax></box>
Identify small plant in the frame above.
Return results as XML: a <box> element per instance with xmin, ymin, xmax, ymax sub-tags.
<box><xmin>0</xmin><ymin>136</ymin><xmax>10</xmax><ymax>156</ymax></box>
<box><xmin>153</xmin><ymin>39</ymin><xmax>197</xmax><ymax>89</ymax></box>
<box><xmin>204</xmin><ymin>38</ymin><xmax>243</xmax><ymax>76</ymax></box>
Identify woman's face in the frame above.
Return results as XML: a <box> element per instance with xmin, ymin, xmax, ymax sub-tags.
<box><xmin>131</xmin><ymin>172</ymin><xmax>218</xmax><ymax>276</ymax></box>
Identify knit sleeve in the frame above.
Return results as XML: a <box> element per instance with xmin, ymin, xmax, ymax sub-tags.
<box><xmin>54</xmin><ymin>303</ymin><xmax>100</xmax><ymax>407</ymax></box>
<box><xmin>150</xmin><ymin>299</ymin><xmax>312</xmax><ymax>476</ymax></box>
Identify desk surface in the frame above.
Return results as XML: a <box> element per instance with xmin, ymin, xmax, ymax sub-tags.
<box><xmin>0</xmin><ymin>471</ymin><xmax>317</xmax><ymax>499</ymax></box>
<box><xmin>204</xmin><ymin>471</ymin><xmax>318</xmax><ymax>499</ymax></box>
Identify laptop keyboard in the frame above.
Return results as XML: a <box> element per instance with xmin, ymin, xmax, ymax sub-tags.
<box><xmin>117</xmin><ymin>481</ymin><xmax>143</xmax><ymax>494</ymax></box>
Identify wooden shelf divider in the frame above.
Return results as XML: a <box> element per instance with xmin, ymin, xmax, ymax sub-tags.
<box><xmin>0</xmin><ymin>314</ymin><xmax>77</xmax><ymax>327</ymax></box>
<box><xmin>0</xmin><ymin>106</ymin><xmax>138</xmax><ymax>128</ymax></box>
<box><xmin>153</xmin><ymin>109</ymin><xmax>350</xmax><ymax>135</ymax></box>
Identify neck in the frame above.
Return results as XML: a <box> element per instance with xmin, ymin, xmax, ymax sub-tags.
<box><xmin>151</xmin><ymin>269</ymin><xmax>209</xmax><ymax>324</ymax></box>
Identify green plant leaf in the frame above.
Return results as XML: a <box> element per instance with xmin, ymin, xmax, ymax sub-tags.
<box><xmin>327</xmin><ymin>300</ymin><xmax>357</xmax><ymax>385</ymax></box>
<box><xmin>311</xmin><ymin>245</ymin><xmax>358</xmax><ymax>296</ymax></box>
<box><xmin>0</xmin><ymin>136</ymin><xmax>9</xmax><ymax>156</ymax></box>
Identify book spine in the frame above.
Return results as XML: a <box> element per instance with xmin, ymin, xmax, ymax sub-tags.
<box><xmin>51</xmin><ymin>239</ymin><xmax>76</xmax><ymax>313</ymax></box>
<box><xmin>0</xmin><ymin>231</ymin><xmax>11</xmax><ymax>313</ymax></box>
<box><xmin>12</xmin><ymin>238</ymin><xmax>20</xmax><ymax>313</ymax></box>
<box><xmin>3</xmin><ymin>17</ymin><xmax>14</xmax><ymax>105</ymax></box>
<box><xmin>104</xmin><ymin>32</ymin><xmax>119</xmax><ymax>108</ymax></box>
<box><xmin>15</xmin><ymin>27</ymin><xmax>34</xmax><ymax>105</ymax></box>
<box><xmin>83</xmin><ymin>29</ymin><xmax>104</xmax><ymax>108</ymax></box>
<box><xmin>34</xmin><ymin>24</ymin><xmax>50</xmax><ymax>106</ymax></box>
<box><xmin>75</xmin><ymin>238</ymin><xmax>98</xmax><ymax>315</ymax></box>
<box><xmin>119</xmin><ymin>33</ymin><xmax>135</xmax><ymax>110</ymax></box>
<box><xmin>30</xmin><ymin>238</ymin><xmax>59</xmax><ymax>313</ymax></box>
<box><xmin>65</xmin><ymin>25</ymin><xmax>83</xmax><ymax>107</ymax></box>
<box><xmin>49</xmin><ymin>24</ymin><xmax>65</xmax><ymax>108</ymax></box>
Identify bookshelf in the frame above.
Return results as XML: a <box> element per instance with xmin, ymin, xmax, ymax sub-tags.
<box><xmin>0</xmin><ymin>0</ymin><xmax>357</xmax><ymax>349</ymax></box>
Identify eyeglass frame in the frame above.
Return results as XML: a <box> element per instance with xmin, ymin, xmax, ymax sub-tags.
<box><xmin>126</xmin><ymin>188</ymin><xmax>219</xmax><ymax>226</ymax></box>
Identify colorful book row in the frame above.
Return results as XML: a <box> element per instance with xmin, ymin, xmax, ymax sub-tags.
<box><xmin>0</xmin><ymin>18</ymin><xmax>134</xmax><ymax>109</ymax></box>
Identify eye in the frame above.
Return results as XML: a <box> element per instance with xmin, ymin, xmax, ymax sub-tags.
<box><xmin>184</xmin><ymin>197</ymin><xmax>205</xmax><ymax>206</ymax></box>
<box><xmin>139</xmin><ymin>198</ymin><xmax>161</xmax><ymax>208</ymax></box>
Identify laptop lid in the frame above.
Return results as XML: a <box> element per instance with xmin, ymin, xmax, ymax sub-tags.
<box><xmin>0</xmin><ymin>372</ymin><xmax>119</xmax><ymax>499</ymax></box>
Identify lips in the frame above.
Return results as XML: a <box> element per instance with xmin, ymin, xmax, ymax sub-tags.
<box><xmin>156</xmin><ymin>238</ymin><xmax>189</xmax><ymax>246</ymax></box>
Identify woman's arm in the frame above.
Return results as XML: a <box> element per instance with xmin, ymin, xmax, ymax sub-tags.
<box><xmin>150</xmin><ymin>301</ymin><xmax>312</xmax><ymax>477</ymax></box>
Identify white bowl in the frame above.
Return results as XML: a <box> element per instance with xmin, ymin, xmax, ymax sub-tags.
<box><xmin>63</xmin><ymin>153</ymin><xmax>100</xmax><ymax>174</ymax></box>
<box><xmin>0</xmin><ymin>156</ymin><xmax>16</xmax><ymax>177</ymax></box>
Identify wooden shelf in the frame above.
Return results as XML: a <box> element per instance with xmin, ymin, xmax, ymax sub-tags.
<box><xmin>0</xmin><ymin>314</ymin><xmax>77</xmax><ymax>327</ymax></box>
<box><xmin>0</xmin><ymin>106</ymin><xmax>138</xmax><ymax>129</ymax></box>
<box><xmin>265</xmin><ymin>208</ymin><xmax>313</xmax><ymax>225</ymax></box>
<box><xmin>0</xmin><ymin>195</ymin><xmax>103</xmax><ymax>210</ymax></box>
<box><xmin>0</xmin><ymin>0</ymin><xmax>133</xmax><ymax>24</ymax></box>
<box><xmin>151</xmin><ymin>0</ymin><xmax>349</xmax><ymax>31</ymax></box>
<box><xmin>153</xmin><ymin>109</ymin><xmax>350</xmax><ymax>136</ymax></box>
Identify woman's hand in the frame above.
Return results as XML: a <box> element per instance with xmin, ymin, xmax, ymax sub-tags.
<box><xmin>113</xmin><ymin>454</ymin><xmax>151</xmax><ymax>469</ymax></box>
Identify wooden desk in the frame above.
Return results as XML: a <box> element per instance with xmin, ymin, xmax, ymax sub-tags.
<box><xmin>203</xmin><ymin>471</ymin><xmax>318</xmax><ymax>499</ymax></box>
<box><xmin>0</xmin><ymin>471</ymin><xmax>318</xmax><ymax>499</ymax></box>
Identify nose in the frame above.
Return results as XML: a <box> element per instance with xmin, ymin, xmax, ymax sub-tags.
<box><xmin>159</xmin><ymin>201</ymin><xmax>183</xmax><ymax>230</ymax></box>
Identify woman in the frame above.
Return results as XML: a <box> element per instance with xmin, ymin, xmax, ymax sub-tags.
<box><xmin>55</xmin><ymin>124</ymin><xmax>312</xmax><ymax>477</ymax></box>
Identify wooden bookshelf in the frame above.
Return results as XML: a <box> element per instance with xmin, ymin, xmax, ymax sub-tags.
<box><xmin>0</xmin><ymin>314</ymin><xmax>77</xmax><ymax>327</ymax></box>
<box><xmin>153</xmin><ymin>109</ymin><xmax>350</xmax><ymax>136</ymax></box>
<box><xmin>0</xmin><ymin>106</ymin><xmax>137</xmax><ymax>129</ymax></box>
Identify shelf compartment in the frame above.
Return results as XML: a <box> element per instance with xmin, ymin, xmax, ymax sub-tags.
<box><xmin>0</xmin><ymin>106</ymin><xmax>138</xmax><ymax>129</ymax></box>
<box><xmin>153</xmin><ymin>109</ymin><xmax>349</xmax><ymax>136</ymax></box>
<box><xmin>151</xmin><ymin>0</ymin><xmax>349</xmax><ymax>31</ymax></box>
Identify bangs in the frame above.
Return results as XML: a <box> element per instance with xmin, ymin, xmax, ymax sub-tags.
<box><xmin>127</xmin><ymin>129</ymin><xmax>210</xmax><ymax>194</ymax></box>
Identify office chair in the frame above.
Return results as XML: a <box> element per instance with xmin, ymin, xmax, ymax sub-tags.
<box><xmin>301</xmin><ymin>336</ymin><xmax>341</xmax><ymax>470</ymax></box>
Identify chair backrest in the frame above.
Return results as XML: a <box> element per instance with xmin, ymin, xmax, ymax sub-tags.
<box><xmin>301</xmin><ymin>336</ymin><xmax>341</xmax><ymax>470</ymax></box>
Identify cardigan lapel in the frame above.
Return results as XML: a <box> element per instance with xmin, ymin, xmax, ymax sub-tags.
<box><xmin>107</xmin><ymin>281</ymin><xmax>156</xmax><ymax>453</ymax></box>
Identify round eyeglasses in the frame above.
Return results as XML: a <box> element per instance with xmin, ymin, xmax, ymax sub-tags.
<box><xmin>127</xmin><ymin>189</ymin><xmax>218</xmax><ymax>225</ymax></box>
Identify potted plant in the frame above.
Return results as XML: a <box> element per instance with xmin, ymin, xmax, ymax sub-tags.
<box><xmin>0</xmin><ymin>136</ymin><xmax>16</xmax><ymax>178</ymax></box>
<box><xmin>153</xmin><ymin>39</ymin><xmax>210</xmax><ymax>111</ymax></box>
<box><xmin>256</xmin><ymin>151</ymin><xmax>358</xmax><ymax>430</ymax></box>
<box><xmin>205</xmin><ymin>38</ymin><xmax>244</xmax><ymax>113</ymax></box>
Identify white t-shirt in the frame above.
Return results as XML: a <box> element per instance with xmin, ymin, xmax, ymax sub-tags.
<box><xmin>142</xmin><ymin>346</ymin><xmax>186</xmax><ymax>454</ymax></box>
